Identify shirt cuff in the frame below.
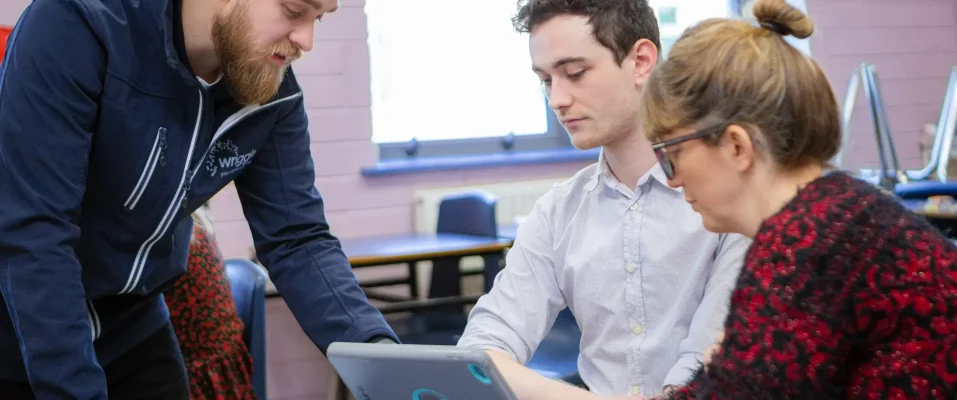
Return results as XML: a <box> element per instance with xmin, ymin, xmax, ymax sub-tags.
<box><xmin>457</xmin><ymin>337</ymin><xmax>523</xmax><ymax>362</ymax></box>
<box><xmin>368</xmin><ymin>336</ymin><xmax>397</xmax><ymax>344</ymax></box>
<box><xmin>662</xmin><ymin>354</ymin><xmax>704</xmax><ymax>388</ymax></box>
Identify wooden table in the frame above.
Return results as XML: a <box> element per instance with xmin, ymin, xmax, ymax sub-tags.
<box><xmin>328</xmin><ymin>233</ymin><xmax>513</xmax><ymax>399</ymax></box>
<box><xmin>263</xmin><ymin>233</ymin><xmax>513</xmax><ymax>306</ymax></box>
<box><xmin>900</xmin><ymin>200</ymin><xmax>957</xmax><ymax>242</ymax></box>
<box><xmin>340</xmin><ymin>233</ymin><xmax>513</xmax><ymax>314</ymax></box>
<box><xmin>341</xmin><ymin>233</ymin><xmax>513</xmax><ymax>267</ymax></box>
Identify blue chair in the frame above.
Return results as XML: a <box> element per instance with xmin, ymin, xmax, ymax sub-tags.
<box><xmin>896</xmin><ymin>180</ymin><xmax>957</xmax><ymax>199</ymax></box>
<box><xmin>225</xmin><ymin>258</ymin><xmax>269</xmax><ymax>400</ymax></box>
<box><xmin>432</xmin><ymin>190</ymin><xmax>502</xmax><ymax>296</ymax></box>
<box><xmin>390</xmin><ymin>190</ymin><xmax>501</xmax><ymax>345</ymax></box>
<box><xmin>392</xmin><ymin>190</ymin><xmax>583</xmax><ymax>385</ymax></box>
<box><xmin>525</xmin><ymin>308</ymin><xmax>583</xmax><ymax>386</ymax></box>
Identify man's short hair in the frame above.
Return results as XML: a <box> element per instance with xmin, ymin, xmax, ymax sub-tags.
<box><xmin>512</xmin><ymin>0</ymin><xmax>662</xmax><ymax>64</ymax></box>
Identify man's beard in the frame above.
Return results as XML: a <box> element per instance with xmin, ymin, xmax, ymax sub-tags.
<box><xmin>211</xmin><ymin>3</ymin><xmax>301</xmax><ymax>105</ymax></box>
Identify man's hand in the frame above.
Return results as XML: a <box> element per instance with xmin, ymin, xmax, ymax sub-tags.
<box><xmin>484</xmin><ymin>349</ymin><xmax>597</xmax><ymax>400</ymax></box>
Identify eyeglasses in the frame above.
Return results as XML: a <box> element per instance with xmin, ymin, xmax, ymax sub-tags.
<box><xmin>650</xmin><ymin>124</ymin><xmax>728</xmax><ymax>180</ymax></box>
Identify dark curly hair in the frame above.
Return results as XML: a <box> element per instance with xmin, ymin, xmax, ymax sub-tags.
<box><xmin>512</xmin><ymin>0</ymin><xmax>661</xmax><ymax>64</ymax></box>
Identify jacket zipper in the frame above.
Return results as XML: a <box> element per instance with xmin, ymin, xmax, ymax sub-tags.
<box><xmin>180</xmin><ymin>92</ymin><xmax>304</xmax><ymax>210</ymax></box>
<box><xmin>86</xmin><ymin>300</ymin><xmax>101</xmax><ymax>341</ymax></box>
<box><xmin>121</xmin><ymin>90</ymin><xmax>204</xmax><ymax>294</ymax></box>
<box><xmin>124</xmin><ymin>127</ymin><xmax>167</xmax><ymax>210</ymax></box>
<box><xmin>121</xmin><ymin>91</ymin><xmax>301</xmax><ymax>294</ymax></box>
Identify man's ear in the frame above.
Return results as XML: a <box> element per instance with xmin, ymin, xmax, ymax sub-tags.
<box><xmin>723</xmin><ymin>124</ymin><xmax>757</xmax><ymax>173</ymax></box>
<box><xmin>626</xmin><ymin>38</ymin><xmax>658</xmax><ymax>88</ymax></box>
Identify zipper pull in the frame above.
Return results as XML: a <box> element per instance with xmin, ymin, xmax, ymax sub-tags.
<box><xmin>158</xmin><ymin>127</ymin><xmax>168</xmax><ymax>167</ymax></box>
<box><xmin>180</xmin><ymin>183</ymin><xmax>190</xmax><ymax>210</ymax></box>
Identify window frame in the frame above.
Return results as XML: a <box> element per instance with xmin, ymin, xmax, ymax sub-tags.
<box><xmin>369</xmin><ymin>0</ymin><xmax>768</xmax><ymax>164</ymax></box>
<box><xmin>376</xmin><ymin>99</ymin><xmax>571</xmax><ymax>160</ymax></box>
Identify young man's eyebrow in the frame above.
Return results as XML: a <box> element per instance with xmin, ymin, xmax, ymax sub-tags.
<box><xmin>532</xmin><ymin>57</ymin><xmax>588</xmax><ymax>72</ymax></box>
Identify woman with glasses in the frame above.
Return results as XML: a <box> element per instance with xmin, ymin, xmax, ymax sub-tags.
<box><xmin>634</xmin><ymin>0</ymin><xmax>957</xmax><ymax>398</ymax></box>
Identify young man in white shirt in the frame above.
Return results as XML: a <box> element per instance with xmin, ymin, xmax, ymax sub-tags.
<box><xmin>456</xmin><ymin>1</ymin><xmax>751</xmax><ymax>398</ymax></box>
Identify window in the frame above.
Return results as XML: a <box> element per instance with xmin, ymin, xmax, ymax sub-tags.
<box><xmin>653</xmin><ymin>0</ymin><xmax>732</xmax><ymax>57</ymax></box>
<box><xmin>364</xmin><ymin>1</ymin><xmax>732</xmax><ymax>161</ymax></box>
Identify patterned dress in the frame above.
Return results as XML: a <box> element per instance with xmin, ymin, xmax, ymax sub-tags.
<box><xmin>666</xmin><ymin>172</ymin><xmax>957</xmax><ymax>399</ymax></box>
<box><xmin>164</xmin><ymin>223</ymin><xmax>257</xmax><ymax>400</ymax></box>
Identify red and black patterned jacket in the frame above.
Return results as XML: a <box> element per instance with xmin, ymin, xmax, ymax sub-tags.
<box><xmin>666</xmin><ymin>172</ymin><xmax>957</xmax><ymax>399</ymax></box>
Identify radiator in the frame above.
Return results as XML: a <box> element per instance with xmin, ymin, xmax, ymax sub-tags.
<box><xmin>410</xmin><ymin>177</ymin><xmax>570</xmax><ymax>295</ymax></box>
<box><xmin>412</xmin><ymin>177</ymin><xmax>569</xmax><ymax>234</ymax></box>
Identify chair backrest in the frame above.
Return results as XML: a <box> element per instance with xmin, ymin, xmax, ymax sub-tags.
<box><xmin>429</xmin><ymin>190</ymin><xmax>499</xmax><ymax>300</ymax></box>
<box><xmin>436</xmin><ymin>190</ymin><xmax>498</xmax><ymax>238</ymax></box>
<box><xmin>224</xmin><ymin>258</ymin><xmax>269</xmax><ymax>400</ymax></box>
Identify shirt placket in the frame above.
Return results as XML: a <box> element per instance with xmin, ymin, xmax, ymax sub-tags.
<box><xmin>623</xmin><ymin>184</ymin><xmax>649</xmax><ymax>396</ymax></box>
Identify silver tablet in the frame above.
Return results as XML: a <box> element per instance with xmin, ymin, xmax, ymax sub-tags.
<box><xmin>327</xmin><ymin>342</ymin><xmax>519</xmax><ymax>400</ymax></box>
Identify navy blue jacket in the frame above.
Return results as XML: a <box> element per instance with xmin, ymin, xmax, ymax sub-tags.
<box><xmin>0</xmin><ymin>0</ymin><xmax>398</xmax><ymax>397</ymax></box>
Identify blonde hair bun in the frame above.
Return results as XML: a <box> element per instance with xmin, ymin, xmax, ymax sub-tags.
<box><xmin>751</xmin><ymin>0</ymin><xmax>813</xmax><ymax>39</ymax></box>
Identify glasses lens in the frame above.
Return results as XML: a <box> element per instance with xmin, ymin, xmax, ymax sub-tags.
<box><xmin>654</xmin><ymin>148</ymin><xmax>674</xmax><ymax>179</ymax></box>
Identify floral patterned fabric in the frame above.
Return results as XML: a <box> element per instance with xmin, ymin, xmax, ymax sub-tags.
<box><xmin>666</xmin><ymin>172</ymin><xmax>957</xmax><ymax>399</ymax></box>
<box><xmin>164</xmin><ymin>223</ymin><xmax>257</xmax><ymax>400</ymax></box>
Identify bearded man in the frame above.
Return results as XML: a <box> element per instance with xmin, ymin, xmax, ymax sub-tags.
<box><xmin>0</xmin><ymin>0</ymin><xmax>398</xmax><ymax>398</ymax></box>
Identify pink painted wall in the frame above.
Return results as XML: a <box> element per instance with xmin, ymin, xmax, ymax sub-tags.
<box><xmin>0</xmin><ymin>0</ymin><xmax>28</xmax><ymax>25</ymax></box>
<box><xmin>6</xmin><ymin>0</ymin><xmax>953</xmax><ymax>254</ymax></box>
<box><xmin>3</xmin><ymin>1</ymin><xmax>957</xmax><ymax>398</ymax></box>
<box><xmin>206</xmin><ymin>0</ymin><xmax>588</xmax><ymax>259</ymax></box>
<box><xmin>808</xmin><ymin>0</ymin><xmax>957</xmax><ymax>169</ymax></box>
<box><xmin>0</xmin><ymin>0</ymin><xmax>953</xmax><ymax>246</ymax></box>
<box><xmin>204</xmin><ymin>0</ymin><xmax>957</xmax><ymax>257</ymax></box>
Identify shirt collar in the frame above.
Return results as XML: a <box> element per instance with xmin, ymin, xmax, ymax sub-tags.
<box><xmin>587</xmin><ymin>149</ymin><xmax>682</xmax><ymax>193</ymax></box>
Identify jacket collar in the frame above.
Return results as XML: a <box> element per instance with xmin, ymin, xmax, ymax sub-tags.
<box><xmin>160</xmin><ymin>0</ymin><xmax>203</xmax><ymax>87</ymax></box>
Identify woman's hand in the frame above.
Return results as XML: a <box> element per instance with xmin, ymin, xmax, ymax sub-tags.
<box><xmin>704</xmin><ymin>330</ymin><xmax>725</xmax><ymax>372</ymax></box>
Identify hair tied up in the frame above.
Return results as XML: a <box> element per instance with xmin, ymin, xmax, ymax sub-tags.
<box><xmin>750</xmin><ymin>0</ymin><xmax>814</xmax><ymax>39</ymax></box>
<box><xmin>759</xmin><ymin>21</ymin><xmax>790</xmax><ymax>36</ymax></box>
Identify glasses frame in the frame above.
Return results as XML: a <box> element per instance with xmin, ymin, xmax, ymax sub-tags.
<box><xmin>650</xmin><ymin>124</ymin><xmax>729</xmax><ymax>180</ymax></box>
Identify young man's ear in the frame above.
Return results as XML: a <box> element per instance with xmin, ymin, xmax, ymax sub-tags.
<box><xmin>724</xmin><ymin>125</ymin><xmax>757</xmax><ymax>173</ymax></box>
<box><xmin>628</xmin><ymin>38</ymin><xmax>658</xmax><ymax>88</ymax></box>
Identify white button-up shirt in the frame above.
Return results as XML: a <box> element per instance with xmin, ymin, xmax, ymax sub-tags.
<box><xmin>457</xmin><ymin>154</ymin><xmax>750</xmax><ymax>396</ymax></box>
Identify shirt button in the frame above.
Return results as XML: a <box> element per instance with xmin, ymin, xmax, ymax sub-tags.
<box><xmin>631</xmin><ymin>323</ymin><xmax>644</xmax><ymax>335</ymax></box>
<box><xmin>631</xmin><ymin>385</ymin><xmax>642</xmax><ymax>395</ymax></box>
<box><xmin>625</xmin><ymin>263</ymin><xmax>635</xmax><ymax>273</ymax></box>
<box><xmin>629</xmin><ymin>203</ymin><xmax>638</xmax><ymax>211</ymax></box>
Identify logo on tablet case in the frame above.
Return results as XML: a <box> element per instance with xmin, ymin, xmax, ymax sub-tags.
<box><xmin>355</xmin><ymin>386</ymin><xmax>372</xmax><ymax>400</ymax></box>
<box><xmin>412</xmin><ymin>388</ymin><xmax>448</xmax><ymax>400</ymax></box>
<box><xmin>468</xmin><ymin>364</ymin><xmax>492</xmax><ymax>384</ymax></box>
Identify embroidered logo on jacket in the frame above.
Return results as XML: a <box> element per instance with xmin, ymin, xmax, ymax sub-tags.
<box><xmin>205</xmin><ymin>139</ymin><xmax>256</xmax><ymax>178</ymax></box>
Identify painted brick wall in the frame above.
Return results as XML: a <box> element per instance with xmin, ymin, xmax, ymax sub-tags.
<box><xmin>7</xmin><ymin>0</ymin><xmax>952</xmax><ymax>253</ymax></box>
<box><xmin>213</xmin><ymin>0</ymin><xmax>957</xmax><ymax>257</ymax></box>
<box><xmin>0</xmin><ymin>0</ymin><xmax>27</xmax><ymax>25</ymax></box>
<box><xmin>206</xmin><ymin>0</ymin><xmax>588</xmax><ymax>259</ymax></box>
<box><xmin>807</xmin><ymin>0</ymin><xmax>957</xmax><ymax>170</ymax></box>
<box><xmin>3</xmin><ymin>1</ymin><xmax>957</xmax><ymax>399</ymax></box>
<box><xmin>0</xmin><ymin>0</ymin><xmax>585</xmax><ymax>262</ymax></box>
